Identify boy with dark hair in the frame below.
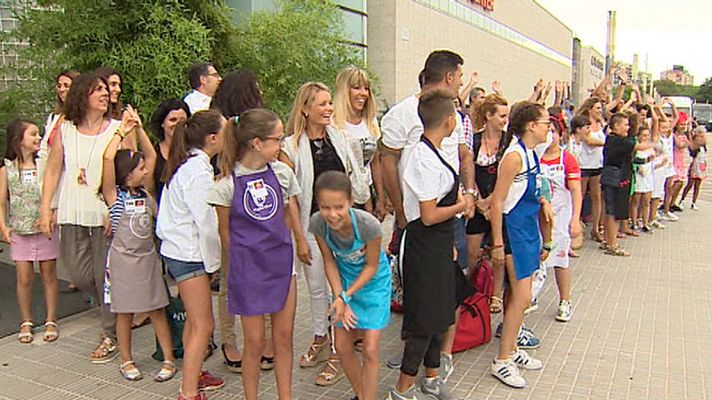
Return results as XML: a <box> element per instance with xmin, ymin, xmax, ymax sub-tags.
<box><xmin>387</xmin><ymin>88</ymin><xmax>466</xmax><ymax>400</ymax></box>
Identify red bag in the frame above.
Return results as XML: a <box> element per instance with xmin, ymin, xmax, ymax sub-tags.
<box><xmin>452</xmin><ymin>258</ymin><xmax>493</xmax><ymax>353</ymax></box>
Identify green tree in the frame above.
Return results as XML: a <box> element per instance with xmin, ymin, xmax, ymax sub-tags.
<box><xmin>0</xmin><ymin>0</ymin><xmax>235</xmax><ymax>129</ymax></box>
<box><xmin>695</xmin><ymin>77</ymin><xmax>712</xmax><ymax>103</ymax></box>
<box><xmin>653</xmin><ymin>79</ymin><xmax>698</xmax><ymax>98</ymax></box>
<box><xmin>230</xmin><ymin>0</ymin><xmax>367</xmax><ymax>119</ymax></box>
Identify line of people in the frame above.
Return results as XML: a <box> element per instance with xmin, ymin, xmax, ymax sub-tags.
<box><xmin>1</xmin><ymin>49</ymin><xmax>705</xmax><ymax>400</ymax></box>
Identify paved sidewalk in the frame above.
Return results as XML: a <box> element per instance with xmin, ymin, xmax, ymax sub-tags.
<box><xmin>1</xmin><ymin>185</ymin><xmax>712</xmax><ymax>400</ymax></box>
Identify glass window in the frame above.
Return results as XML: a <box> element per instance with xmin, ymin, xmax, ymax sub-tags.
<box><xmin>342</xmin><ymin>10</ymin><xmax>365</xmax><ymax>44</ymax></box>
<box><xmin>335</xmin><ymin>0</ymin><xmax>365</xmax><ymax>12</ymax></box>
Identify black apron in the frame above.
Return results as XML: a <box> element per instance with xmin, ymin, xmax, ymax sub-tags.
<box><xmin>402</xmin><ymin>136</ymin><xmax>459</xmax><ymax>335</ymax></box>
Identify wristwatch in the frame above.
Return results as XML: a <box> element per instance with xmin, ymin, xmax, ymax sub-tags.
<box><xmin>465</xmin><ymin>188</ymin><xmax>479</xmax><ymax>201</ymax></box>
<box><xmin>339</xmin><ymin>290</ymin><xmax>351</xmax><ymax>305</ymax></box>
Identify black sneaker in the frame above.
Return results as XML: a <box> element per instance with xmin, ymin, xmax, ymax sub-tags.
<box><xmin>670</xmin><ymin>205</ymin><xmax>683</xmax><ymax>213</ymax></box>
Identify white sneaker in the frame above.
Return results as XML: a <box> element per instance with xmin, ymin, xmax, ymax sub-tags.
<box><xmin>556</xmin><ymin>300</ymin><xmax>573</xmax><ymax>322</ymax></box>
<box><xmin>491</xmin><ymin>358</ymin><xmax>526</xmax><ymax>388</ymax></box>
<box><xmin>663</xmin><ymin>212</ymin><xmax>679</xmax><ymax>221</ymax></box>
<box><xmin>677</xmin><ymin>201</ymin><xmax>685</xmax><ymax>210</ymax></box>
<box><xmin>691</xmin><ymin>203</ymin><xmax>699</xmax><ymax>211</ymax></box>
<box><xmin>651</xmin><ymin>219</ymin><xmax>666</xmax><ymax>229</ymax></box>
<box><xmin>438</xmin><ymin>353</ymin><xmax>454</xmax><ymax>383</ymax></box>
<box><xmin>512</xmin><ymin>348</ymin><xmax>543</xmax><ymax>370</ymax></box>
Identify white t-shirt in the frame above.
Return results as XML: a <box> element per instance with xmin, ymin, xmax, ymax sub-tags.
<box><xmin>578</xmin><ymin>129</ymin><xmax>606</xmax><ymax>169</ymax></box>
<box><xmin>207</xmin><ymin>161</ymin><xmax>301</xmax><ymax>207</ymax></box>
<box><xmin>381</xmin><ymin>95</ymin><xmax>465</xmax><ymax>174</ymax></box>
<box><xmin>344</xmin><ymin>120</ymin><xmax>378</xmax><ymax>185</ymax></box>
<box><xmin>501</xmin><ymin>141</ymin><xmax>538</xmax><ymax>214</ymax></box>
<box><xmin>402</xmin><ymin>141</ymin><xmax>455</xmax><ymax>222</ymax></box>
<box><xmin>660</xmin><ymin>134</ymin><xmax>675</xmax><ymax>178</ymax></box>
<box><xmin>183</xmin><ymin>90</ymin><xmax>211</xmax><ymax>115</ymax></box>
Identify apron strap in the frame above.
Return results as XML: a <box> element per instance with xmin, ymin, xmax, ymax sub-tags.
<box><xmin>420</xmin><ymin>135</ymin><xmax>458</xmax><ymax>180</ymax></box>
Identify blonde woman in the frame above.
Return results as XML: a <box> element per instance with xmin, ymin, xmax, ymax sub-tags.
<box><xmin>332</xmin><ymin>67</ymin><xmax>388</xmax><ymax>219</ymax></box>
<box><xmin>280</xmin><ymin>82</ymin><xmax>366</xmax><ymax>387</ymax></box>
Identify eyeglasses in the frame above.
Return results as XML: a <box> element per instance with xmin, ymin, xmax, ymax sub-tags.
<box><xmin>207</xmin><ymin>72</ymin><xmax>221</xmax><ymax>78</ymax></box>
<box><xmin>263</xmin><ymin>136</ymin><xmax>286</xmax><ymax>144</ymax></box>
<box><xmin>534</xmin><ymin>119</ymin><xmax>552</xmax><ymax>127</ymax></box>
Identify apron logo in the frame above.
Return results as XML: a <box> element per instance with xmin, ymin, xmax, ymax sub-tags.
<box><xmin>129</xmin><ymin>212</ymin><xmax>152</xmax><ymax>239</ymax></box>
<box><xmin>342</xmin><ymin>246</ymin><xmax>366</xmax><ymax>264</ymax></box>
<box><xmin>244</xmin><ymin>179</ymin><xmax>278</xmax><ymax>221</ymax></box>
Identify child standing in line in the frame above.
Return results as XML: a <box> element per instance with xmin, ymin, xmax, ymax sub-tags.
<box><xmin>157</xmin><ymin>110</ymin><xmax>226</xmax><ymax>400</ymax></box>
<box><xmin>632</xmin><ymin>126</ymin><xmax>658</xmax><ymax>233</ymax></box>
<box><xmin>540</xmin><ymin>119</ymin><xmax>582</xmax><ymax>323</ymax></box>
<box><xmin>310</xmin><ymin>171</ymin><xmax>391</xmax><ymax>400</ymax></box>
<box><xmin>387</xmin><ymin>89</ymin><xmax>466</xmax><ymax>400</ymax></box>
<box><xmin>680</xmin><ymin>127</ymin><xmax>707</xmax><ymax>209</ymax></box>
<box><xmin>0</xmin><ymin>119</ymin><xmax>60</xmax><ymax>344</ymax></box>
<box><xmin>100</xmin><ymin>106</ymin><xmax>175</xmax><ymax>382</ymax></box>
<box><xmin>208</xmin><ymin>109</ymin><xmax>304</xmax><ymax>400</ymax></box>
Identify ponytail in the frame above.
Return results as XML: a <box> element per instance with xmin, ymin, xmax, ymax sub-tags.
<box><xmin>162</xmin><ymin>109</ymin><xmax>224</xmax><ymax>185</ymax></box>
<box><xmin>219</xmin><ymin>109</ymin><xmax>281</xmax><ymax>178</ymax></box>
<box><xmin>504</xmin><ymin>101</ymin><xmax>545</xmax><ymax>150</ymax></box>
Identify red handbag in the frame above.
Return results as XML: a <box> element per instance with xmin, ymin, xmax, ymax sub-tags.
<box><xmin>452</xmin><ymin>258</ymin><xmax>493</xmax><ymax>353</ymax></box>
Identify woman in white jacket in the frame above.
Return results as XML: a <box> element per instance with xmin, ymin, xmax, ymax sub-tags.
<box><xmin>280</xmin><ymin>81</ymin><xmax>367</xmax><ymax>387</ymax></box>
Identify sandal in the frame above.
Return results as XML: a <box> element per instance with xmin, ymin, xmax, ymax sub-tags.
<box><xmin>314</xmin><ymin>358</ymin><xmax>345</xmax><ymax>386</ymax></box>
<box><xmin>120</xmin><ymin>360</ymin><xmax>143</xmax><ymax>381</ymax></box>
<box><xmin>489</xmin><ymin>296</ymin><xmax>503</xmax><ymax>314</ymax></box>
<box><xmin>90</xmin><ymin>336</ymin><xmax>118</xmax><ymax>364</ymax></box>
<box><xmin>568</xmin><ymin>249</ymin><xmax>580</xmax><ymax>258</ymax></box>
<box><xmin>18</xmin><ymin>321</ymin><xmax>33</xmax><ymax>344</ymax></box>
<box><xmin>43</xmin><ymin>321</ymin><xmax>59</xmax><ymax>342</ymax></box>
<box><xmin>605</xmin><ymin>245</ymin><xmax>630</xmax><ymax>257</ymax></box>
<box><xmin>154</xmin><ymin>360</ymin><xmax>176</xmax><ymax>382</ymax></box>
<box><xmin>221</xmin><ymin>343</ymin><xmax>242</xmax><ymax>373</ymax></box>
<box><xmin>299</xmin><ymin>339</ymin><xmax>329</xmax><ymax>368</ymax></box>
<box><xmin>625</xmin><ymin>230</ymin><xmax>639</xmax><ymax>237</ymax></box>
<box><xmin>260</xmin><ymin>355</ymin><xmax>275</xmax><ymax>371</ymax></box>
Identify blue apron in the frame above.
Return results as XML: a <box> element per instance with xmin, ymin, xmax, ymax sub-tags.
<box><xmin>504</xmin><ymin>139</ymin><xmax>541</xmax><ymax>281</ymax></box>
<box><xmin>325</xmin><ymin>208</ymin><xmax>391</xmax><ymax>330</ymax></box>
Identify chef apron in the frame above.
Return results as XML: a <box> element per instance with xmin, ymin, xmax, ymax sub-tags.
<box><xmin>105</xmin><ymin>189</ymin><xmax>168</xmax><ymax>313</ymax></box>
<box><xmin>401</xmin><ymin>136</ymin><xmax>459</xmax><ymax>335</ymax></box>
<box><xmin>503</xmin><ymin>139</ymin><xmax>542</xmax><ymax>281</ymax></box>
<box><xmin>325</xmin><ymin>208</ymin><xmax>391</xmax><ymax>330</ymax></box>
<box><xmin>228</xmin><ymin>165</ymin><xmax>293</xmax><ymax>316</ymax></box>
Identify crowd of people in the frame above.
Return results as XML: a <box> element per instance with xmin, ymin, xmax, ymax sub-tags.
<box><xmin>1</xmin><ymin>48</ymin><xmax>706</xmax><ymax>400</ymax></box>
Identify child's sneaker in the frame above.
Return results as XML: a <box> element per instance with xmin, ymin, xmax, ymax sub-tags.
<box><xmin>691</xmin><ymin>203</ymin><xmax>699</xmax><ymax>210</ymax></box>
<box><xmin>421</xmin><ymin>376</ymin><xmax>453</xmax><ymax>400</ymax></box>
<box><xmin>516</xmin><ymin>326</ymin><xmax>541</xmax><ymax>349</ymax></box>
<box><xmin>387</xmin><ymin>385</ymin><xmax>417</xmax><ymax>400</ymax></box>
<box><xmin>197</xmin><ymin>370</ymin><xmax>224</xmax><ymax>391</ymax></box>
<box><xmin>491</xmin><ymin>358</ymin><xmax>526</xmax><ymax>388</ymax></box>
<box><xmin>641</xmin><ymin>225</ymin><xmax>653</xmax><ymax>234</ymax></box>
<box><xmin>512</xmin><ymin>348</ymin><xmax>543</xmax><ymax>370</ymax></box>
<box><xmin>651</xmin><ymin>219</ymin><xmax>666</xmax><ymax>229</ymax></box>
<box><xmin>663</xmin><ymin>212</ymin><xmax>679</xmax><ymax>221</ymax></box>
<box><xmin>439</xmin><ymin>352</ymin><xmax>454</xmax><ymax>383</ymax></box>
<box><xmin>555</xmin><ymin>300</ymin><xmax>573</xmax><ymax>322</ymax></box>
<box><xmin>524</xmin><ymin>298</ymin><xmax>539</xmax><ymax>315</ymax></box>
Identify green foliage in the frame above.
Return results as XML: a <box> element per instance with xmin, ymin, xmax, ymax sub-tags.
<box><xmin>0</xmin><ymin>0</ymin><xmax>373</xmax><ymax>145</ymax></box>
<box><xmin>653</xmin><ymin>79</ymin><xmax>699</xmax><ymax>99</ymax></box>
<box><xmin>696</xmin><ymin>78</ymin><xmax>712</xmax><ymax>103</ymax></box>
<box><xmin>230</xmin><ymin>0</ymin><xmax>367</xmax><ymax>119</ymax></box>
<box><xmin>0</xmin><ymin>0</ymin><xmax>235</xmax><ymax>130</ymax></box>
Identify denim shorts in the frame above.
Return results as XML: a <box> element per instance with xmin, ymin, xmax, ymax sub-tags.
<box><xmin>164</xmin><ymin>256</ymin><xmax>206</xmax><ymax>283</ymax></box>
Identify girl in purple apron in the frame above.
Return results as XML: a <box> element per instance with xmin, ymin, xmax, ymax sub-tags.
<box><xmin>209</xmin><ymin>109</ymin><xmax>306</xmax><ymax>400</ymax></box>
<box><xmin>100</xmin><ymin>109</ymin><xmax>175</xmax><ymax>382</ymax></box>
<box><xmin>489</xmin><ymin>102</ymin><xmax>553</xmax><ymax>388</ymax></box>
<box><xmin>309</xmin><ymin>171</ymin><xmax>391</xmax><ymax>400</ymax></box>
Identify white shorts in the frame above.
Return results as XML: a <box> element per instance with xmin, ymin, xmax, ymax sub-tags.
<box><xmin>635</xmin><ymin>171</ymin><xmax>653</xmax><ymax>193</ymax></box>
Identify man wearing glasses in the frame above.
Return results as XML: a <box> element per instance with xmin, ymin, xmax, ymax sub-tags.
<box><xmin>184</xmin><ymin>62</ymin><xmax>222</xmax><ymax>114</ymax></box>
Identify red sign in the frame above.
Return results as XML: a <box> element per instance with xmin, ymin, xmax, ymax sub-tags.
<box><xmin>470</xmin><ymin>0</ymin><xmax>494</xmax><ymax>11</ymax></box>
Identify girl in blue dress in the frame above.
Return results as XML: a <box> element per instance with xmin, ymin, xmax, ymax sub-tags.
<box><xmin>309</xmin><ymin>171</ymin><xmax>390</xmax><ymax>400</ymax></box>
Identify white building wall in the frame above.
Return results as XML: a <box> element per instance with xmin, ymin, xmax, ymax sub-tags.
<box><xmin>368</xmin><ymin>0</ymin><xmax>573</xmax><ymax>108</ymax></box>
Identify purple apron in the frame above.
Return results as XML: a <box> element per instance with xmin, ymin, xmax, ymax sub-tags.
<box><xmin>228</xmin><ymin>165</ymin><xmax>293</xmax><ymax>316</ymax></box>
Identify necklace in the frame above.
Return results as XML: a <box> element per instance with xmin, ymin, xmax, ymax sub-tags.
<box><xmin>75</xmin><ymin>120</ymin><xmax>104</xmax><ymax>185</ymax></box>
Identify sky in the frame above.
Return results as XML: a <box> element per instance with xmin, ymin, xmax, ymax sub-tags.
<box><xmin>535</xmin><ymin>0</ymin><xmax>712</xmax><ymax>85</ymax></box>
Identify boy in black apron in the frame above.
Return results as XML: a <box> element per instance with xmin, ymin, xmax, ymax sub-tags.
<box><xmin>387</xmin><ymin>89</ymin><xmax>466</xmax><ymax>400</ymax></box>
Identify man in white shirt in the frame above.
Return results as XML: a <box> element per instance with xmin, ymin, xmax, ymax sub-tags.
<box><xmin>183</xmin><ymin>62</ymin><xmax>221</xmax><ymax>115</ymax></box>
<box><xmin>380</xmin><ymin>50</ymin><xmax>476</xmax><ymax>383</ymax></box>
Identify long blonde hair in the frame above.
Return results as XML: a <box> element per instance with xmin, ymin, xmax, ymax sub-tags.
<box><xmin>332</xmin><ymin>67</ymin><xmax>379</xmax><ymax>138</ymax></box>
<box><xmin>285</xmin><ymin>81</ymin><xmax>330</xmax><ymax>147</ymax></box>
<box><xmin>471</xmin><ymin>93</ymin><xmax>508</xmax><ymax>131</ymax></box>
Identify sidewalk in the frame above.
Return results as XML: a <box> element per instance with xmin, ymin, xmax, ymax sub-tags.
<box><xmin>1</xmin><ymin>186</ymin><xmax>711</xmax><ymax>400</ymax></box>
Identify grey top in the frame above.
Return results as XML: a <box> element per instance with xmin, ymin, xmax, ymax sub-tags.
<box><xmin>309</xmin><ymin>208</ymin><xmax>382</xmax><ymax>250</ymax></box>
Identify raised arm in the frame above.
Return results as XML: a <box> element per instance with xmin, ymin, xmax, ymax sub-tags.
<box><xmin>459</xmin><ymin>71</ymin><xmax>479</xmax><ymax>107</ymax></box>
<box><xmin>528</xmin><ymin>79</ymin><xmax>545</xmax><ymax>103</ymax></box>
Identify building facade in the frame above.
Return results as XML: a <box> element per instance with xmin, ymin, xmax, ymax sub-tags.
<box><xmin>572</xmin><ymin>43</ymin><xmax>605</xmax><ymax>107</ymax></box>
<box><xmin>661</xmin><ymin>65</ymin><xmax>694</xmax><ymax>86</ymax></box>
<box><xmin>367</xmin><ymin>0</ymin><xmax>573</xmax><ymax>108</ymax></box>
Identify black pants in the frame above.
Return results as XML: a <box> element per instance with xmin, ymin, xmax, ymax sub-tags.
<box><xmin>400</xmin><ymin>332</ymin><xmax>443</xmax><ymax>377</ymax></box>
